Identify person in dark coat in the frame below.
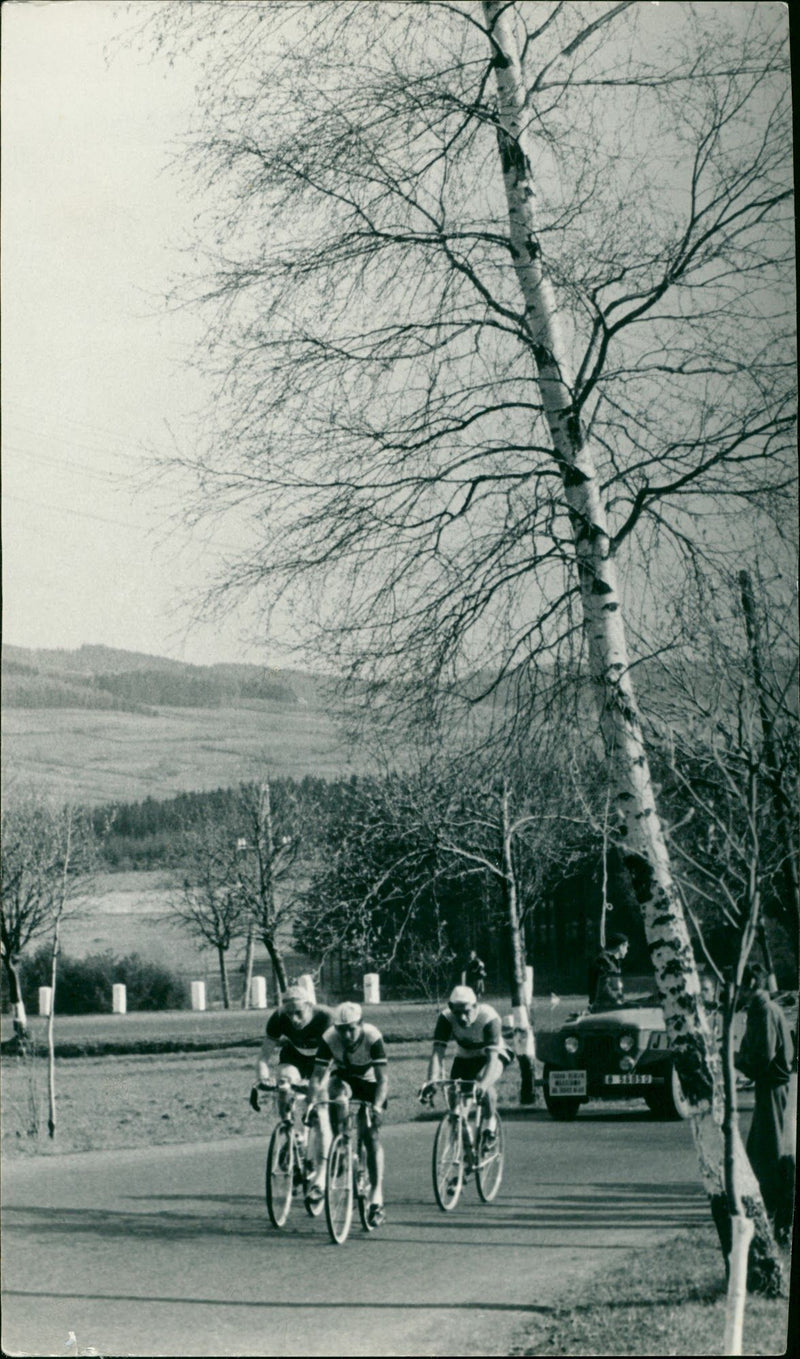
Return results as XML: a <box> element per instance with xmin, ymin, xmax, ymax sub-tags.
<box><xmin>735</xmin><ymin>963</ymin><xmax>796</xmax><ymax>1247</ymax></box>
<box><xmin>463</xmin><ymin>950</ymin><xmax>487</xmax><ymax>998</ymax></box>
<box><xmin>588</xmin><ymin>933</ymin><xmax>629</xmax><ymax>1011</ymax></box>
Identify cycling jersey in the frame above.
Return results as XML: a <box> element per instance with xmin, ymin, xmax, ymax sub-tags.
<box><xmin>266</xmin><ymin>1006</ymin><xmax>331</xmax><ymax>1074</ymax></box>
<box><xmin>315</xmin><ymin>1023</ymin><xmax>387</xmax><ymax>1082</ymax></box>
<box><xmin>432</xmin><ymin>1002</ymin><xmax>509</xmax><ymax>1061</ymax></box>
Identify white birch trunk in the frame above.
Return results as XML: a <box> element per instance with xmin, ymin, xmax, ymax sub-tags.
<box><xmin>725</xmin><ymin>1216</ymin><xmax>755</xmax><ymax>1355</ymax></box>
<box><xmin>482</xmin><ymin>0</ymin><xmax>780</xmax><ymax>1292</ymax></box>
<box><xmin>501</xmin><ymin>780</ymin><xmax>536</xmax><ymax>1103</ymax></box>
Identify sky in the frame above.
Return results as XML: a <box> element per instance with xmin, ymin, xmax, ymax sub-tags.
<box><xmin>2</xmin><ymin>0</ymin><xmax>270</xmax><ymax>667</ymax></box>
<box><xmin>2</xmin><ymin>1</ymin><xmax>794</xmax><ymax>673</ymax></box>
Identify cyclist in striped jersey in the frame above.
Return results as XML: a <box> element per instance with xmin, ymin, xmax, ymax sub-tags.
<box><xmin>420</xmin><ymin>986</ymin><xmax>511</xmax><ymax>1140</ymax></box>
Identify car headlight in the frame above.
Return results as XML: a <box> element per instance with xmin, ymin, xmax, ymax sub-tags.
<box><xmin>619</xmin><ymin>1056</ymin><xmax>635</xmax><ymax>1072</ymax></box>
<box><xmin>563</xmin><ymin>1035</ymin><xmax>580</xmax><ymax>1055</ymax></box>
<box><xmin>618</xmin><ymin>1032</ymin><xmax>635</xmax><ymax>1052</ymax></box>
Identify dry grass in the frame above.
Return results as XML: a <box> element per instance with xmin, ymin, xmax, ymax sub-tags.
<box><xmin>510</xmin><ymin>1226</ymin><xmax>794</xmax><ymax>1357</ymax></box>
<box><xmin>1</xmin><ymin>1039</ymin><xmax>433</xmax><ymax>1156</ymax></box>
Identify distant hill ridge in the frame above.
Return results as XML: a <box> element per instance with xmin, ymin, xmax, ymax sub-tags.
<box><xmin>1</xmin><ymin>643</ymin><xmax>334</xmax><ymax>713</ymax></box>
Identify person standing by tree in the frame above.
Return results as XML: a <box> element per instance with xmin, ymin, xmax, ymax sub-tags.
<box><xmin>735</xmin><ymin>964</ymin><xmax>796</xmax><ymax>1248</ymax></box>
<box><xmin>588</xmin><ymin>933</ymin><xmax>629</xmax><ymax>1011</ymax></box>
<box><xmin>463</xmin><ymin>950</ymin><xmax>487</xmax><ymax>999</ymax></box>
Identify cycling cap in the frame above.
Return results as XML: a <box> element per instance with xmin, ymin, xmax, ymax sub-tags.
<box><xmin>449</xmin><ymin>986</ymin><xmax>477</xmax><ymax>1006</ymax></box>
<box><xmin>333</xmin><ymin>1002</ymin><xmax>363</xmax><ymax>1026</ymax></box>
<box><xmin>281</xmin><ymin>985</ymin><xmax>310</xmax><ymax>1007</ymax></box>
<box><xmin>607</xmin><ymin>932</ymin><xmax>629</xmax><ymax>949</ymax></box>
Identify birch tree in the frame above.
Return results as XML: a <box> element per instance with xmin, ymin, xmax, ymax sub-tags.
<box><xmin>141</xmin><ymin>0</ymin><xmax>794</xmax><ymax>1291</ymax></box>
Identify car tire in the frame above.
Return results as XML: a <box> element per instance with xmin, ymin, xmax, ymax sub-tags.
<box><xmin>543</xmin><ymin>1065</ymin><xmax>581</xmax><ymax>1121</ymax></box>
<box><xmin>645</xmin><ymin>1064</ymin><xmax>692</xmax><ymax>1120</ymax></box>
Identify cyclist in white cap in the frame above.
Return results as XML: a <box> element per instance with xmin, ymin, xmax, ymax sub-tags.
<box><xmin>420</xmin><ymin>985</ymin><xmax>510</xmax><ymax>1140</ymax></box>
<box><xmin>310</xmin><ymin>1001</ymin><xmax>388</xmax><ymax>1226</ymax></box>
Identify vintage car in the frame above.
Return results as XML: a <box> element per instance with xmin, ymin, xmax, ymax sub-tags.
<box><xmin>537</xmin><ymin>1001</ymin><xmax>693</xmax><ymax>1121</ymax></box>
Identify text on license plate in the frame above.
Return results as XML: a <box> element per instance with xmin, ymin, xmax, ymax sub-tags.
<box><xmin>604</xmin><ymin>1074</ymin><xmax>654</xmax><ymax>1085</ymax></box>
<box><xmin>549</xmin><ymin>1070</ymin><xmax>587</xmax><ymax>1096</ymax></box>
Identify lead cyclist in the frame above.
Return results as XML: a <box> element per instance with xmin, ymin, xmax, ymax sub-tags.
<box><xmin>420</xmin><ymin>985</ymin><xmax>511</xmax><ymax>1142</ymax></box>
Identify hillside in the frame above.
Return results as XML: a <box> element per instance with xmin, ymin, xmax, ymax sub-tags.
<box><xmin>1</xmin><ymin>644</ymin><xmax>362</xmax><ymax>803</ymax></box>
<box><xmin>1</xmin><ymin>643</ymin><xmax>336</xmax><ymax>711</ymax></box>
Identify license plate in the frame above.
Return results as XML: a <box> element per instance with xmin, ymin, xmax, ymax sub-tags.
<box><xmin>604</xmin><ymin>1074</ymin><xmax>654</xmax><ymax>1086</ymax></box>
<box><xmin>549</xmin><ymin>1070</ymin><xmax>587</xmax><ymax>1096</ymax></box>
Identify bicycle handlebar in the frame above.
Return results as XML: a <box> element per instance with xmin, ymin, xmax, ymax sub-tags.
<box><xmin>256</xmin><ymin>1080</ymin><xmax>310</xmax><ymax>1095</ymax></box>
<box><xmin>419</xmin><ymin>1078</ymin><xmax>481</xmax><ymax>1108</ymax></box>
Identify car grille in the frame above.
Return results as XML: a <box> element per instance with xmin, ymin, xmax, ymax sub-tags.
<box><xmin>580</xmin><ymin>1035</ymin><xmax>620</xmax><ymax>1065</ymax></box>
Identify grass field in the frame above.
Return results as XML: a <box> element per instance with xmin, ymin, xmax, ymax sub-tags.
<box><xmin>1</xmin><ymin>702</ymin><xmax>365</xmax><ymax>804</ymax></box>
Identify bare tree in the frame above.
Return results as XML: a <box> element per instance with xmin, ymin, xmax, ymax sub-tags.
<box><xmin>1</xmin><ymin>793</ymin><xmax>90</xmax><ymax>1043</ymax></box>
<box><xmin>0</xmin><ymin>793</ymin><xmax>98</xmax><ymax>1137</ymax></box>
<box><xmin>141</xmin><ymin>0</ymin><xmax>793</xmax><ymax>1290</ymax></box>
<box><xmin>44</xmin><ymin>804</ymin><xmax>99</xmax><ymax>1139</ymax></box>
<box><xmin>168</xmin><ymin>818</ymin><xmax>249</xmax><ymax>1009</ymax></box>
<box><xmin>433</xmin><ymin>753</ymin><xmax>584</xmax><ymax>1104</ymax></box>
<box><xmin>233</xmin><ymin>780</ymin><xmax>301</xmax><ymax>996</ymax></box>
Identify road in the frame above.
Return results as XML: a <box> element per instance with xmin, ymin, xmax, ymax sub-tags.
<box><xmin>2</xmin><ymin>1108</ymin><xmax>713</xmax><ymax>1358</ymax></box>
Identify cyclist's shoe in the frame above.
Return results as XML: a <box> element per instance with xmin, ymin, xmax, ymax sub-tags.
<box><xmin>367</xmin><ymin>1202</ymin><xmax>385</xmax><ymax>1228</ymax></box>
<box><xmin>481</xmin><ymin>1126</ymin><xmax>498</xmax><ymax>1153</ymax></box>
<box><xmin>306</xmin><ymin>1184</ymin><xmax>324</xmax><ymax>1205</ymax></box>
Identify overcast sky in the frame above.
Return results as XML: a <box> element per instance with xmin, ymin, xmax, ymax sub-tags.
<box><xmin>2</xmin><ymin>0</ymin><xmax>270</xmax><ymax>667</ymax></box>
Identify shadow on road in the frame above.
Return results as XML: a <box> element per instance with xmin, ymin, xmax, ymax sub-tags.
<box><xmin>3</xmin><ymin>1286</ymin><xmax>552</xmax><ymax>1315</ymax></box>
<box><xmin>2</xmin><ymin>1179</ymin><xmax>706</xmax><ymax>1242</ymax></box>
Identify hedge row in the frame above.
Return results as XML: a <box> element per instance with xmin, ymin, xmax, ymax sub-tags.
<box><xmin>7</xmin><ymin>947</ymin><xmax>189</xmax><ymax>1015</ymax></box>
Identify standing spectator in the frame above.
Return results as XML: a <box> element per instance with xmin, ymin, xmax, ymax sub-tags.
<box><xmin>587</xmin><ymin>932</ymin><xmax>629</xmax><ymax>1011</ymax></box>
<box><xmin>735</xmin><ymin>963</ymin><xmax>796</xmax><ymax>1248</ymax></box>
<box><xmin>463</xmin><ymin>950</ymin><xmax>487</xmax><ymax>999</ymax></box>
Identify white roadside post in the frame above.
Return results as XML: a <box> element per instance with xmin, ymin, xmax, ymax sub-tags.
<box><xmin>38</xmin><ymin>986</ymin><xmax>53</xmax><ymax>1017</ymax></box>
<box><xmin>363</xmin><ymin>973</ymin><xmax>380</xmax><ymax>1004</ymax></box>
<box><xmin>190</xmin><ymin>981</ymin><xmax>206</xmax><ymax>1012</ymax></box>
<box><xmin>112</xmin><ymin>983</ymin><xmax>127</xmax><ymax>1015</ymax></box>
<box><xmin>250</xmin><ymin>976</ymin><xmax>267</xmax><ymax>1009</ymax></box>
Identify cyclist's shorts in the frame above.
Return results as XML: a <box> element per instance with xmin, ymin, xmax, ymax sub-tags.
<box><xmin>278</xmin><ymin>1049</ymin><xmax>317</xmax><ymax>1081</ymax></box>
<box><xmin>450</xmin><ymin>1051</ymin><xmax>512</xmax><ymax>1082</ymax></box>
<box><xmin>330</xmin><ymin>1073</ymin><xmax>386</xmax><ymax>1107</ymax></box>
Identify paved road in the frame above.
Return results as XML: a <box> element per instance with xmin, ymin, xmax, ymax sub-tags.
<box><xmin>2</xmin><ymin>1108</ymin><xmax>713</xmax><ymax>1358</ymax></box>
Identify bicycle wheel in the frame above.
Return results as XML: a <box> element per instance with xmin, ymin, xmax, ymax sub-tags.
<box><xmin>266</xmin><ymin>1123</ymin><xmax>294</xmax><ymax>1229</ymax></box>
<box><xmin>325</xmin><ymin>1133</ymin><xmax>353</xmax><ymax>1244</ymax></box>
<box><xmin>476</xmin><ymin>1115</ymin><xmax>504</xmax><ymax>1202</ymax></box>
<box><xmin>355</xmin><ymin>1135</ymin><xmax>373</xmax><ymax>1231</ymax></box>
<box><xmin>303</xmin><ymin>1119</ymin><xmax>325</xmax><ymax>1218</ymax></box>
<box><xmin>433</xmin><ymin>1114</ymin><xmax>464</xmax><ymax>1211</ymax></box>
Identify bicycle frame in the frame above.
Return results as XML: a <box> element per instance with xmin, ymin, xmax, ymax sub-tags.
<box><xmin>261</xmin><ymin>1081</ymin><xmax>325</xmax><ymax>1228</ymax></box>
<box><xmin>324</xmin><ymin>1098</ymin><xmax>377</xmax><ymax>1245</ymax></box>
<box><xmin>428</xmin><ymin>1079</ymin><xmax>504</xmax><ymax>1211</ymax></box>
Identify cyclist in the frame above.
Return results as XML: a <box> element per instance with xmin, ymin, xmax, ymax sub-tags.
<box><xmin>420</xmin><ymin>985</ymin><xmax>510</xmax><ymax>1142</ymax></box>
<box><xmin>250</xmin><ymin>985</ymin><xmax>332</xmax><ymax>1197</ymax></box>
<box><xmin>309</xmin><ymin>1001</ymin><xmax>388</xmax><ymax>1227</ymax></box>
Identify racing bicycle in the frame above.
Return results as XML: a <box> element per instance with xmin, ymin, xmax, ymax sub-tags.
<box><xmin>423</xmin><ymin>1078</ymin><xmax>504</xmax><ymax>1211</ymax></box>
<box><xmin>324</xmin><ymin>1096</ymin><xmax>381</xmax><ymax>1245</ymax></box>
<box><xmin>258</xmin><ymin>1081</ymin><xmax>326</xmax><ymax>1228</ymax></box>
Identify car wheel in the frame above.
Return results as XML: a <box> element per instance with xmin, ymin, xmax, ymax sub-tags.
<box><xmin>646</xmin><ymin>1064</ymin><xmax>692</xmax><ymax>1120</ymax></box>
<box><xmin>543</xmin><ymin>1065</ymin><xmax>581</xmax><ymax>1121</ymax></box>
